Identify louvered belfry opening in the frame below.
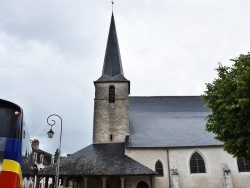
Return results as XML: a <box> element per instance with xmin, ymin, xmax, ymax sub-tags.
<box><xmin>109</xmin><ymin>85</ymin><xmax>115</xmax><ymax>103</ymax></box>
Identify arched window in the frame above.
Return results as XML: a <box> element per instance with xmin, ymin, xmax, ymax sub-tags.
<box><xmin>237</xmin><ymin>158</ymin><xmax>250</xmax><ymax>172</ymax></box>
<box><xmin>137</xmin><ymin>181</ymin><xmax>149</xmax><ymax>188</ymax></box>
<box><xmin>155</xmin><ymin>160</ymin><xmax>164</xmax><ymax>177</ymax></box>
<box><xmin>190</xmin><ymin>152</ymin><xmax>206</xmax><ymax>173</ymax></box>
<box><xmin>109</xmin><ymin>85</ymin><xmax>115</xmax><ymax>103</ymax></box>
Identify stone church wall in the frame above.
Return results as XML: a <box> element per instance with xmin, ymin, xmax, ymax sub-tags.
<box><xmin>125</xmin><ymin>148</ymin><xmax>170</xmax><ymax>188</ymax></box>
<box><xmin>125</xmin><ymin>147</ymin><xmax>250</xmax><ymax>188</ymax></box>
<box><xmin>93</xmin><ymin>82</ymin><xmax>129</xmax><ymax>143</ymax></box>
<box><xmin>125</xmin><ymin>176</ymin><xmax>152</xmax><ymax>188</ymax></box>
<box><xmin>169</xmin><ymin>147</ymin><xmax>250</xmax><ymax>188</ymax></box>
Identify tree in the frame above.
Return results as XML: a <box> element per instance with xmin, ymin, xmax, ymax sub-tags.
<box><xmin>203</xmin><ymin>53</ymin><xmax>250</xmax><ymax>162</ymax></box>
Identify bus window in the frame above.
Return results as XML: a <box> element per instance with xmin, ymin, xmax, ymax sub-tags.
<box><xmin>0</xmin><ymin>107</ymin><xmax>22</xmax><ymax>139</ymax></box>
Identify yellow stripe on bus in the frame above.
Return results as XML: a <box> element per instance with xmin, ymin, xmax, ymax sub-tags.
<box><xmin>2</xmin><ymin>159</ymin><xmax>24</xmax><ymax>188</ymax></box>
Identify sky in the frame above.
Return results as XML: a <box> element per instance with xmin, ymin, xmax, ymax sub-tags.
<box><xmin>0</xmin><ymin>0</ymin><xmax>250</xmax><ymax>156</ymax></box>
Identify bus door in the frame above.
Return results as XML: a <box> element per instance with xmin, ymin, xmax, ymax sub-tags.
<box><xmin>0</xmin><ymin>138</ymin><xmax>7</xmax><ymax>172</ymax></box>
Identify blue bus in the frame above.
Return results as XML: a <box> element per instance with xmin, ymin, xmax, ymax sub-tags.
<box><xmin>0</xmin><ymin>99</ymin><xmax>34</xmax><ymax>188</ymax></box>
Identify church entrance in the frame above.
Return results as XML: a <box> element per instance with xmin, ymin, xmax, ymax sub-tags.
<box><xmin>137</xmin><ymin>181</ymin><xmax>149</xmax><ymax>188</ymax></box>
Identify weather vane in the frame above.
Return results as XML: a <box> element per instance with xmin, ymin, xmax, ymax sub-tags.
<box><xmin>111</xmin><ymin>0</ymin><xmax>114</xmax><ymax>11</ymax></box>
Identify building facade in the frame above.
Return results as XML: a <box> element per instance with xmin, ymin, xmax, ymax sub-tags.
<box><xmin>38</xmin><ymin>12</ymin><xmax>250</xmax><ymax>188</ymax></box>
<box><xmin>31</xmin><ymin>139</ymin><xmax>54</xmax><ymax>188</ymax></box>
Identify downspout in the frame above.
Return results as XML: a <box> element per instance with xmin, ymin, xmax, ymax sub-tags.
<box><xmin>167</xmin><ymin>149</ymin><xmax>171</xmax><ymax>188</ymax></box>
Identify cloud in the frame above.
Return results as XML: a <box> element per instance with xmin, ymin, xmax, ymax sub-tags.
<box><xmin>1</xmin><ymin>0</ymin><xmax>250</xmax><ymax>155</ymax></box>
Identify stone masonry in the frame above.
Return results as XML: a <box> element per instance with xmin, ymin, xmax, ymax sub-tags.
<box><xmin>93</xmin><ymin>82</ymin><xmax>129</xmax><ymax>143</ymax></box>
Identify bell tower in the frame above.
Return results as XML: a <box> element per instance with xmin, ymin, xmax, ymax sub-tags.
<box><xmin>93</xmin><ymin>13</ymin><xmax>130</xmax><ymax>144</ymax></box>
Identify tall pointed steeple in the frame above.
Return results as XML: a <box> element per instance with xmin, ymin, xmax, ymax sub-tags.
<box><xmin>97</xmin><ymin>12</ymin><xmax>128</xmax><ymax>81</ymax></box>
<box><xmin>93</xmin><ymin>12</ymin><xmax>130</xmax><ymax>144</ymax></box>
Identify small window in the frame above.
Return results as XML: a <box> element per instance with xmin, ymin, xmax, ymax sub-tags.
<box><xmin>237</xmin><ymin>158</ymin><xmax>250</xmax><ymax>172</ymax></box>
<box><xmin>155</xmin><ymin>160</ymin><xmax>164</xmax><ymax>177</ymax></box>
<box><xmin>109</xmin><ymin>85</ymin><xmax>115</xmax><ymax>103</ymax></box>
<box><xmin>34</xmin><ymin>152</ymin><xmax>37</xmax><ymax>161</ymax></box>
<box><xmin>110</xmin><ymin>134</ymin><xmax>113</xmax><ymax>141</ymax></box>
<box><xmin>190</xmin><ymin>152</ymin><xmax>206</xmax><ymax>173</ymax></box>
<box><xmin>40</xmin><ymin>155</ymin><xmax>44</xmax><ymax>163</ymax></box>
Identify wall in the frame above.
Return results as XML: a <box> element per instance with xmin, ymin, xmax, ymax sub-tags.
<box><xmin>169</xmin><ymin>147</ymin><xmax>250</xmax><ymax>188</ymax></box>
<box><xmin>93</xmin><ymin>82</ymin><xmax>129</xmax><ymax>143</ymax></box>
<box><xmin>125</xmin><ymin>147</ymin><xmax>250</xmax><ymax>188</ymax></box>
<box><xmin>125</xmin><ymin>176</ymin><xmax>152</xmax><ymax>188</ymax></box>
<box><xmin>125</xmin><ymin>148</ymin><xmax>170</xmax><ymax>188</ymax></box>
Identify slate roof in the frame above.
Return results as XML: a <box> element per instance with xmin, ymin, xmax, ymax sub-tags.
<box><xmin>126</xmin><ymin>96</ymin><xmax>223</xmax><ymax>148</ymax></box>
<box><xmin>21</xmin><ymin>160</ymin><xmax>35</xmax><ymax>177</ymax></box>
<box><xmin>38</xmin><ymin>143</ymin><xmax>156</xmax><ymax>176</ymax></box>
<box><xmin>97</xmin><ymin>13</ymin><xmax>128</xmax><ymax>82</ymax></box>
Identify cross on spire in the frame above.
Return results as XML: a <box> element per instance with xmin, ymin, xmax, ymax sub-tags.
<box><xmin>111</xmin><ymin>0</ymin><xmax>114</xmax><ymax>11</ymax></box>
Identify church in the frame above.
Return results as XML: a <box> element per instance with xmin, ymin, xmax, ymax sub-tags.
<box><xmin>38</xmin><ymin>12</ymin><xmax>250</xmax><ymax>188</ymax></box>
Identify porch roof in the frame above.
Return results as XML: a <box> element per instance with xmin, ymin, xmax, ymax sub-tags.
<box><xmin>38</xmin><ymin>143</ymin><xmax>156</xmax><ymax>176</ymax></box>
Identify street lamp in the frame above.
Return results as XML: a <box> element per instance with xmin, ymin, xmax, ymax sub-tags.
<box><xmin>47</xmin><ymin>128</ymin><xmax>54</xmax><ymax>138</ymax></box>
<box><xmin>47</xmin><ymin>114</ymin><xmax>62</xmax><ymax>188</ymax></box>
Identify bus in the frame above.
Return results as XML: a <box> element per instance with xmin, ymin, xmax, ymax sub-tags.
<box><xmin>0</xmin><ymin>99</ymin><xmax>34</xmax><ymax>188</ymax></box>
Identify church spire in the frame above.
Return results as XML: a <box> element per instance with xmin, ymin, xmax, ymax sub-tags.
<box><xmin>97</xmin><ymin>12</ymin><xmax>128</xmax><ymax>82</ymax></box>
<box><xmin>93</xmin><ymin>11</ymin><xmax>130</xmax><ymax>144</ymax></box>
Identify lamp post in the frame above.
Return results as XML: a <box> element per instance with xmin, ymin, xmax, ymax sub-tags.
<box><xmin>47</xmin><ymin>114</ymin><xmax>62</xmax><ymax>188</ymax></box>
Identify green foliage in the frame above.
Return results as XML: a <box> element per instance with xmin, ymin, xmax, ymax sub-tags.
<box><xmin>203</xmin><ymin>53</ymin><xmax>250</xmax><ymax>162</ymax></box>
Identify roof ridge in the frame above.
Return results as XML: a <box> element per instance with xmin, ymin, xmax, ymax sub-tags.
<box><xmin>130</xmin><ymin>95</ymin><xmax>202</xmax><ymax>98</ymax></box>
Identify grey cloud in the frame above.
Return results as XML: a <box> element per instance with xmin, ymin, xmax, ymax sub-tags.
<box><xmin>1</xmin><ymin>0</ymin><xmax>250</xmax><ymax>155</ymax></box>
